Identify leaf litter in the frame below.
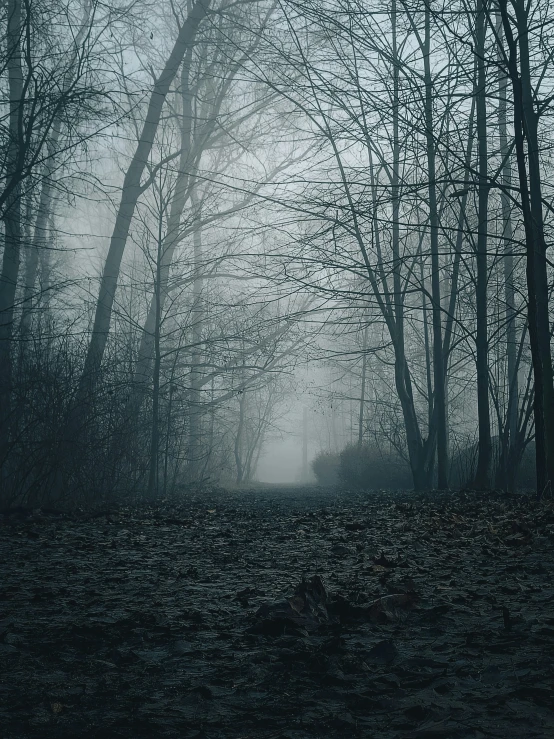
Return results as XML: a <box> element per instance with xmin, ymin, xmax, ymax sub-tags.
<box><xmin>1</xmin><ymin>486</ymin><xmax>554</xmax><ymax>738</ymax></box>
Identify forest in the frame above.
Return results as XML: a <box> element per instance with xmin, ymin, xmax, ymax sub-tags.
<box><xmin>2</xmin><ymin>0</ymin><xmax>554</xmax><ymax>737</ymax></box>
<box><xmin>1</xmin><ymin>0</ymin><xmax>554</xmax><ymax>502</ymax></box>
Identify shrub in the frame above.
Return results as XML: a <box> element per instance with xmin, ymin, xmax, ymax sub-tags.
<box><xmin>311</xmin><ymin>451</ymin><xmax>341</xmax><ymax>486</ymax></box>
<box><xmin>339</xmin><ymin>443</ymin><xmax>412</xmax><ymax>490</ymax></box>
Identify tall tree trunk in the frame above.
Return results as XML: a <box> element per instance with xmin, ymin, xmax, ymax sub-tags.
<box><xmin>147</xmin><ymin>211</ymin><xmax>164</xmax><ymax>498</ymax></box>
<box><xmin>423</xmin><ymin>3</ymin><xmax>447</xmax><ymax>488</ymax></box>
<box><xmin>358</xmin><ymin>326</ymin><xmax>368</xmax><ymax>445</ymax></box>
<box><xmin>188</xmin><ymin>189</ymin><xmax>204</xmax><ymax>480</ymax></box>
<box><xmin>234</xmin><ymin>387</ymin><xmax>246</xmax><ymax>484</ymax></box>
<box><xmin>496</xmin><ymin>9</ymin><xmax>518</xmax><ymax>491</ymax></box>
<box><xmin>391</xmin><ymin>0</ymin><xmax>433</xmax><ymax>489</ymax></box>
<box><xmin>0</xmin><ymin>0</ymin><xmax>24</xmax><ymax>464</ymax></box>
<box><xmin>162</xmin><ymin>382</ymin><xmax>175</xmax><ymax>497</ymax></box>
<box><xmin>500</xmin><ymin>0</ymin><xmax>554</xmax><ymax>496</ymax></box>
<box><xmin>250</xmin><ymin>427</ymin><xmax>265</xmax><ymax>483</ymax></box>
<box><xmin>40</xmin><ymin>215</ymin><xmax>54</xmax><ymax>314</ymax></box>
<box><xmin>302</xmin><ymin>406</ymin><xmax>309</xmax><ymax>480</ymax></box>
<box><xmin>516</xmin><ymin>1</ymin><xmax>554</xmax><ymax>496</ymax></box>
<box><xmin>129</xmin><ymin>52</ymin><xmax>195</xmax><ymax>421</ymax></box>
<box><xmin>420</xmin><ymin>251</ymin><xmax>433</xmax><ymax>431</ymax></box>
<box><xmin>389</xmin><ymin>316</ymin><xmax>433</xmax><ymax>489</ymax></box>
<box><xmin>473</xmin><ymin>0</ymin><xmax>491</xmax><ymax>488</ymax></box>
<box><xmin>391</xmin><ymin>0</ymin><xmax>403</xmax><ymax>408</ymax></box>
<box><xmin>347</xmin><ymin>11</ymin><xmax>433</xmax><ymax>491</ymax></box>
<box><xmin>443</xmin><ymin>98</ymin><xmax>476</xmax><ymax>361</ymax></box>
<box><xmin>74</xmin><ymin>1</ymin><xmax>208</xmax><ymax>407</ymax></box>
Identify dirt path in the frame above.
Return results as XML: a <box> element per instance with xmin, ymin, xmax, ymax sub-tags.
<box><xmin>1</xmin><ymin>487</ymin><xmax>554</xmax><ymax>738</ymax></box>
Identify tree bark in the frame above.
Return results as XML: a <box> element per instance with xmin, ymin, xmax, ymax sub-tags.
<box><xmin>358</xmin><ymin>326</ymin><xmax>368</xmax><ymax>446</ymax></box>
<box><xmin>0</xmin><ymin>0</ymin><xmax>24</xmax><ymax>462</ymax></box>
<box><xmin>234</xmin><ymin>387</ymin><xmax>246</xmax><ymax>484</ymax></box>
<box><xmin>147</xmin><ymin>213</ymin><xmax>164</xmax><ymax>498</ymax></box>
<box><xmin>188</xmin><ymin>189</ymin><xmax>204</xmax><ymax>480</ymax></box>
<box><xmin>423</xmin><ymin>3</ymin><xmax>448</xmax><ymax>488</ymax></box>
<box><xmin>496</xmin><ymin>9</ymin><xmax>518</xmax><ymax>492</ymax></box>
<box><xmin>302</xmin><ymin>406</ymin><xmax>309</xmax><ymax>480</ymax></box>
<box><xmin>473</xmin><ymin>0</ymin><xmax>491</xmax><ymax>488</ymax></box>
<box><xmin>500</xmin><ymin>0</ymin><xmax>554</xmax><ymax>496</ymax></box>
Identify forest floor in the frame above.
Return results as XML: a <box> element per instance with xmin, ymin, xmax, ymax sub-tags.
<box><xmin>1</xmin><ymin>486</ymin><xmax>554</xmax><ymax>739</ymax></box>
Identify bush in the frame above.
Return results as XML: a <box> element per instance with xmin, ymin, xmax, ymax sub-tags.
<box><xmin>339</xmin><ymin>443</ymin><xmax>412</xmax><ymax>490</ymax></box>
<box><xmin>311</xmin><ymin>451</ymin><xmax>341</xmax><ymax>486</ymax></box>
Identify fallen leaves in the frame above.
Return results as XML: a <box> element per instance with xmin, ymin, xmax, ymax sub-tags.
<box><xmin>1</xmin><ymin>487</ymin><xmax>554</xmax><ymax>738</ymax></box>
<box><xmin>253</xmin><ymin>575</ymin><xmax>332</xmax><ymax>635</ymax></box>
<box><xmin>373</xmin><ymin>550</ymin><xmax>398</xmax><ymax>567</ymax></box>
<box><xmin>368</xmin><ymin>592</ymin><xmax>417</xmax><ymax>623</ymax></box>
<box><xmin>366</xmin><ymin>639</ymin><xmax>398</xmax><ymax>664</ymax></box>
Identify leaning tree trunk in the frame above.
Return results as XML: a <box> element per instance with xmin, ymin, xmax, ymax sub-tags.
<box><xmin>50</xmin><ymin>2</ymin><xmax>209</xmax><ymax>501</ymax></box>
<box><xmin>73</xmin><ymin>1</ymin><xmax>209</xmax><ymax>411</ymax></box>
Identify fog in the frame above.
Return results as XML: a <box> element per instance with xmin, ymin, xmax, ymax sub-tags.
<box><xmin>1</xmin><ymin>0</ymin><xmax>554</xmax><ymax>506</ymax></box>
<box><xmin>257</xmin><ymin>437</ymin><xmax>307</xmax><ymax>485</ymax></box>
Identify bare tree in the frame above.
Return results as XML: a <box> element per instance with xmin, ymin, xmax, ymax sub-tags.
<box><xmin>497</xmin><ymin>0</ymin><xmax>554</xmax><ymax>496</ymax></box>
<box><xmin>73</xmin><ymin>0</ymin><xmax>211</xmax><ymax>410</ymax></box>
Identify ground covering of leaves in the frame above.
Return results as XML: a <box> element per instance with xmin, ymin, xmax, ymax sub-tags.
<box><xmin>2</xmin><ymin>486</ymin><xmax>554</xmax><ymax>738</ymax></box>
